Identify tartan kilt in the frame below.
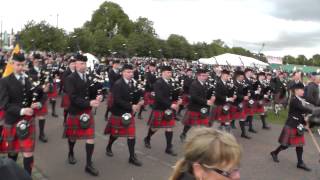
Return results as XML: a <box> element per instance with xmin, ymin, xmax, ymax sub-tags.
<box><xmin>0</xmin><ymin>116</ymin><xmax>35</xmax><ymax>153</ymax></box>
<box><xmin>181</xmin><ymin>94</ymin><xmax>190</xmax><ymax>106</ymax></box>
<box><xmin>182</xmin><ymin>110</ymin><xmax>209</xmax><ymax>127</ymax></box>
<box><xmin>210</xmin><ymin>105</ymin><xmax>231</xmax><ymax>123</ymax></box>
<box><xmin>34</xmin><ymin>101</ymin><xmax>48</xmax><ymax>116</ymax></box>
<box><xmin>106</xmin><ymin>93</ymin><xmax>113</xmax><ymax>108</ymax></box>
<box><xmin>254</xmin><ymin>100</ymin><xmax>265</xmax><ymax>114</ymax></box>
<box><xmin>230</xmin><ymin>105</ymin><xmax>246</xmax><ymax>120</ymax></box>
<box><xmin>63</xmin><ymin>109</ymin><xmax>95</xmax><ymax>139</ymax></box>
<box><xmin>244</xmin><ymin>100</ymin><xmax>255</xmax><ymax>116</ymax></box>
<box><xmin>278</xmin><ymin>125</ymin><xmax>305</xmax><ymax>147</ymax></box>
<box><xmin>144</xmin><ymin>92</ymin><xmax>155</xmax><ymax>105</ymax></box>
<box><xmin>148</xmin><ymin>110</ymin><xmax>176</xmax><ymax>128</ymax></box>
<box><xmin>104</xmin><ymin>114</ymin><xmax>135</xmax><ymax>137</ymax></box>
<box><xmin>47</xmin><ymin>83</ymin><xmax>58</xmax><ymax>99</ymax></box>
<box><xmin>60</xmin><ymin>94</ymin><xmax>70</xmax><ymax>109</ymax></box>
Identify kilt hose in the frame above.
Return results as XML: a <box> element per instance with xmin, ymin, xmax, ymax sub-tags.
<box><xmin>63</xmin><ymin>108</ymin><xmax>95</xmax><ymax>139</ymax></box>
<box><xmin>0</xmin><ymin>115</ymin><xmax>35</xmax><ymax>153</ymax></box>
<box><xmin>182</xmin><ymin>110</ymin><xmax>209</xmax><ymax>127</ymax></box>
<box><xmin>104</xmin><ymin>114</ymin><xmax>135</xmax><ymax>138</ymax></box>
<box><xmin>278</xmin><ymin>125</ymin><xmax>305</xmax><ymax>147</ymax></box>
<box><xmin>148</xmin><ymin>110</ymin><xmax>176</xmax><ymax>128</ymax></box>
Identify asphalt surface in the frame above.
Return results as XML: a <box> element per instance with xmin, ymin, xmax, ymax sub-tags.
<box><xmin>31</xmin><ymin>97</ymin><xmax>320</xmax><ymax>180</ymax></box>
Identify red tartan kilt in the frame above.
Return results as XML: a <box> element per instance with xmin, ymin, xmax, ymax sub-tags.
<box><xmin>148</xmin><ymin>110</ymin><xmax>176</xmax><ymax>128</ymax></box>
<box><xmin>60</xmin><ymin>94</ymin><xmax>70</xmax><ymax>109</ymax></box>
<box><xmin>254</xmin><ymin>101</ymin><xmax>265</xmax><ymax>114</ymax></box>
<box><xmin>278</xmin><ymin>126</ymin><xmax>305</xmax><ymax>147</ymax></box>
<box><xmin>104</xmin><ymin>114</ymin><xmax>135</xmax><ymax>137</ymax></box>
<box><xmin>230</xmin><ymin>105</ymin><xmax>246</xmax><ymax>120</ymax></box>
<box><xmin>182</xmin><ymin>94</ymin><xmax>190</xmax><ymax>106</ymax></box>
<box><xmin>144</xmin><ymin>92</ymin><xmax>155</xmax><ymax>105</ymax></box>
<box><xmin>63</xmin><ymin>109</ymin><xmax>95</xmax><ymax>139</ymax></box>
<box><xmin>0</xmin><ymin>116</ymin><xmax>35</xmax><ymax>153</ymax></box>
<box><xmin>244</xmin><ymin>101</ymin><xmax>255</xmax><ymax>116</ymax></box>
<box><xmin>106</xmin><ymin>93</ymin><xmax>113</xmax><ymax>108</ymax></box>
<box><xmin>211</xmin><ymin>105</ymin><xmax>231</xmax><ymax>122</ymax></box>
<box><xmin>0</xmin><ymin>109</ymin><xmax>4</xmax><ymax>121</ymax></box>
<box><xmin>182</xmin><ymin>110</ymin><xmax>209</xmax><ymax>126</ymax></box>
<box><xmin>47</xmin><ymin>83</ymin><xmax>58</xmax><ymax>99</ymax></box>
<box><xmin>34</xmin><ymin>101</ymin><xmax>48</xmax><ymax>116</ymax></box>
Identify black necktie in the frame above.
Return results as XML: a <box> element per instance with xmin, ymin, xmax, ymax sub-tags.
<box><xmin>129</xmin><ymin>80</ymin><xmax>133</xmax><ymax>88</ymax></box>
<box><xmin>82</xmin><ymin>74</ymin><xmax>87</xmax><ymax>82</ymax></box>
<box><xmin>19</xmin><ymin>76</ymin><xmax>24</xmax><ymax>85</ymax></box>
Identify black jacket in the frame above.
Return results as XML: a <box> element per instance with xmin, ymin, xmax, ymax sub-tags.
<box><xmin>65</xmin><ymin>72</ymin><xmax>94</xmax><ymax>115</ymax></box>
<box><xmin>304</xmin><ymin>82</ymin><xmax>320</xmax><ymax>106</ymax></box>
<box><xmin>110</xmin><ymin>78</ymin><xmax>135</xmax><ymax>116</ymax></box>
<box><xmin>0</xmin><ymin>74</ymin><xmax>33</xmax><ymax>124</ymax></box>
<box><xmin>61</xmin><ymin>68</ymin><xmax>73</xmax><ymax>93</ymax></box>
<box><xmin>188</xmin><ymin>80</ymin><xmax>208</xmax><ymax>112</ymax></box>
<box><xmin>233</xmin><ymin>80</ymin><xmax>246</xmax><ymax>105</ymax></box>
<box><xmin>145</xmin><ymin>72</ymin><xmax>157</xmax><ymax>92</ymax></box>
<box><xmin>285</xmin><ymin>96</ymin><xmax>312</xmax><ymax>128</ymax></box>
<box><xmin>108</xmin><ymin>69</ymin><xmax>121</xmax><ymax>89</ymax></box>
<box><xmin>183</xmin><ymin>76</ymin><xmax>193</xmax><ymax>94</ymax></box>
<box><xmin>214</xmin><ymin>79</ymin><xmax>232</xmax><ymax>106</ymax></box>
<box><xmin>153</xmin><ymin>78</ymin><xmax>173</xmax><ymax>110</ymax></box>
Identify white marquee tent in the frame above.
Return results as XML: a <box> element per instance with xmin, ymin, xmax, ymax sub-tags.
<box><xmin>198</xmin><ymin>53</ymin><xmax>269</xmax><ymax>68</ymax></box>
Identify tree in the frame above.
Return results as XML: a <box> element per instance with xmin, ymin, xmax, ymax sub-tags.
<box><xmin>167</xmin><ymin>34</ymin><xmax>191</xmax><ymax>59</ymax></box>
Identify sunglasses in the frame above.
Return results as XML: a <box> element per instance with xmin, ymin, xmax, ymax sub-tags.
<box><xmin>201</xmin><ymin>164</ymin><xmax>239</xmax><ymax>178</ymax></box>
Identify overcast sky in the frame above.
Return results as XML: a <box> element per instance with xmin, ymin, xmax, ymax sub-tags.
<box><xmin>0</xmin><ymin>0</ymin><xmax>319</xmax><ymax>58</ymax></box>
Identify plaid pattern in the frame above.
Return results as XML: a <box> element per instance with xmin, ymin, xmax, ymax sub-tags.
<box><xmin>182</xmin><ymin>110</ymin><xmax>209</xmax><ymax>127</ymax></box>
<box><xmin>144</xmin><ymin>92</ymin><xmax>155</xmax><ymax>105</ymax></box>
<box><xmin>63</xmin><ymin>109</ymin><xmax>95</xmax><ymax>139</ymax></box>
<box><xmin>106</xmin><ymin>93</ymin><xmax>113</xmax><ymax>108</ymax></box>
<box><xmin>210</xmin><ymin>105</ymin><xmax>231</xmax><ymax>123</ymax></box>
<box><xmin>34</xmin><ymin>101</ymin><xmax>48</xmax><ymax>116</ymax></box>
<box><xmin>0</xmin><ymin>116</ymin><xmax>35</xmax><ymax>153</ymax></box>
<box><xmin>47</xmin><ymin>83</ymin><xmax>58</xmax><ymax>99</ymax></box>
<box><xmin>104</xmin><ymin>114</ymin><xmax>135</xmax><ymax>137</ymax></box>
<box><xmin>181</xmin><ymin>94</ymin><xmax>190</xmax><ymax>106</ymax></box>
<box><xmin>60</xmin><ymin>94</ymin><xmax>70</xmax><ymax>109</ymax></box>
<box><xmin>148</xmin><ymin>110</ymin><xmax>176</xmax><ymax>128</ymax></box>
<box><xmin>278</xmin><ymin>125</ymin><xmax>305</xmax><ymax>147</ymax></box>
<box><xmin>244</xmin><ymin>100</ymin><xmax>255</xmax><ymax>116</ymax></box>
<box><xmin>254</xmin><ymin>100</ymin><xmax>265</xmax><ymax>114</ymax></box>
<box><xmin>230</xmin><ymin>105</ymin><xmax>246</xmax><ymax>120</ymax></box>
<box><xmin>0</xmin><ymin>109</ymin><xmax>4</xmax><ymax>121</ymax></box>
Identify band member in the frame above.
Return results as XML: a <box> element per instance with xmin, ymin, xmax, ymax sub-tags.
<box><xmin>179</xmin><ymin>69</ymin><xmax>214</xmax><ymax>141</ymax></box>
<box><xmin>243</xmin><ymin>68</ymin><xmax>256</xmax><ymax>134</ymax></box>
<box><xmin>144</xmin><ymin>66</ymin><xmax>182</xmax><ymax>156</ymax></box>
<box><xmin>304</xmin><ymin>72</ymin><xmax>320</xmax><ymax>106</ymax></box>
<box><xmin>44</xmin><ymin>56</ymin><xmax>59</xmax><ymax>117</ymax></box>
<box><xmin>104</xmin><ymin>64</ymin><xmax>144</xmax><ymax>166</ymax></box>
<box><xmin>105</xmin><ymin>60</ymin><xmax>121</xmax><ymax>118</ymax></box>
<box><xmin>63</xmin><ymin>54</ymin><xmax>102</xmax><ymax>176</ymax></box>
<box><xmin>61</xmin><ymin>58</ymin><xmax>76</xmax><ymax>125</ymax></box>
<box><xmin>211</xmin><ymin>69</ymin><xmax>235</xmax><ymax>132</ymax></box>
<box><xmin>270</xmin><ymin>82</ymin><xmax>312</xmax><ymax>171</ymax></box>
<box><xmin>28</xmin><ymin>54</ymin><xmax>50</xmax><ymax>143</ymax></box>
<box><xmin>271</xmin><ymin>71</ymin><xmax>287</xmax><ymax>107</ymax></box>
<box><xmin>230</xmin><ymin>71</ymin><xmax>251</xmax><ymax>138</ymax></box>
<box><xmin>178</xmin><ymin>68</ymin><xmax>193</xmax><ymax>116</ymax></box>
<box><xmin>0</xmin><ymin>53</ymin><xmax>44</xmax><ymax>175</ymax></box>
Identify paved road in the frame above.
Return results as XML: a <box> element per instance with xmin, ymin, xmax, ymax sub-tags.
<box><xmin>31</xmin><ymin>97</ymin><xmax>320</xmax><ymax>180</ymax></box>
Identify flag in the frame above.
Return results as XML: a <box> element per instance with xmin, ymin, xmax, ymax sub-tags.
<box><xmin>2</xmin><ymin>44</ymin><xmax>20</xmax><ymax>78</ymax></box>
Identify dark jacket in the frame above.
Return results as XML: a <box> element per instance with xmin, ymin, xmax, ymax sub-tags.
<box><xmin>214</xmin><ymin>79</ymin><xmax>232</xmax><ymax>106</ymax></box>
<box><xmin>65</xmin><ymin>72</ymin><xmax>93</xmax><ymax>115</ymax></box>
<box><xmin>188</xmin><ymin>80</ymin><xmax>208</xmax><ymax>112</ymax></box>
<box><xmin>285</xmin><ymin>96</ymin><xmax>312</xmax><ymax>128</ymax></box>
<box><xmin>108</xmin><ymin>68</ymin><xmax>121</xmax><ymax>89</ymax></box>
<box><xmin>233</xmin><ymin>80</ymin><xmax>246</xmax><ymax>105</ymax></box>
<box><xmin>304</xmin><ymin>82</ymin><xmax>320</xmax><ymax>106</ymax></box>
<box><xmin>153</xmin><ymin>78</ymin><xmax>173</xmax><ymax>110</ymax></box>
<box><xmin>110</xmin><ymin>78</ymin><xmax>134</xmax><ymax>116</ymax></box>
<box><xmin>61</xmin><ymin>68</ymin><xmax>73</xmax><ymax>93</ymax></box>
<box><xmin>145</xmin><ymin>72</ymin><xmax>157</xmax><ymax>92</ymax></box>
<box><xmin>183</xmin><ymin>75</ymin><xmax>193</xmax><ymax>94</ymax></box>
<box><xmin>0</xmin><ymin>74</ymin><xmax>33</xmax><ymax>124</ymax></box>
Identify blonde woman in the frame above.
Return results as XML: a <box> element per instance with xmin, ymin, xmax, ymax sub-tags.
<box><xmin>170</xmin><ymin>128</ymin><xmax>241</xmax><ymax>180</ymax></box>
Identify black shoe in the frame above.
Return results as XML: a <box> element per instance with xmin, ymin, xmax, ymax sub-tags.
<box><xmin>180</xmin><ymin>134</ymin><xmax>186</xmax><ymax>142</ymax></box>
<box><xmin>144</xmin><ymin>138</ymin><xmax>151</xmax><ymax>149</ymax></box>
<box><xmin>165</xmin><ymin>148</ymin><xmax>177</xmax><ymax>156</ymax></box>
<box><xmin>68</xmin><ymin>154</ymin><xmax>77</xmax><ymax>165</ymax></box>
<box><xmin>129</xmin><ymin>156</ymin><xmax>143</xmax><ymax>167</ymax></box>
<box><xmin>263</xmin><ymin>126</ymin><xmax>271</xmax><ymax>130</ymax></box>
<box><xmin>52</xmin><ymin>113</ymin><xmax>58</xmax><ymax>118</ymax></box>
<box><xmin>85</xmin><ymin>164</ymin><xmax>99</xmax><ymax>176</ymax></box>
<box><xmin>270</xmin><ymin>151</ymin><xmax>279</xmax><ymax>163</ymax></box>
<box><xmin>241</xmin><ymin>134</ymin><xmax>251</xmax><ymax>139</ymax></box>
<box><xmin>297</xmin><ymin>163</ymin><xmax>311</xmax><ymax>172</ymax></box>
<box><xmin>106</xmin><ymin>148</ymin><xmax>113</xmax><ymax>157</ymax></box>
<box><xmin>39</xmin><ymin>134</ymin><xmax>48</xmax><ymax>143</ymax></box>
<box><xmin>249</xmin><ymin>129</ymin><xmax>257</xmax><ymax>133</ymax></box>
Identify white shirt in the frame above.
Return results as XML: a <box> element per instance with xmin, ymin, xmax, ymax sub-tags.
<box><xmin>14</xmin><ymin>73</ymin><xmax>25</xmax><ymax>85</ymax></box>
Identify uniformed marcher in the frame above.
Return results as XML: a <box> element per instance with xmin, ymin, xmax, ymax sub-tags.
<box><xmin>179</xmin><ymin>68</ymin><xmax>214</xmax><ymax>141</ymax></box>
<box><xmin>63</xmin><ymin>54</ymin><xmax>102</xmax><ymax>176</ymax></box>
<box><xmin>243</xmin><ymin>68</ymin><xmax>257</xmax><ymax>134</ymax></box>
<box><xmin>144</xmin><ymin>65</ymin><xmax>182</xmax><ymax>156</ymax></box>
<box><xmin>0</xmin><ymin>53</ymin><xmax>44</xmax><ymax>175</ymax></box>
<box><xmin>104</xmin><ymin>64</ymin><xmax>144</xmax><ymax>166</ymax></box>
<box><xmin>270</xmin><ymin>82</ymin><xmax>312</xmax><ymax>171</ymax></box>
<box><xmin>178</xmin><ymin>68</ymin><xmax>193</xmax><ymax>116</ymax></box>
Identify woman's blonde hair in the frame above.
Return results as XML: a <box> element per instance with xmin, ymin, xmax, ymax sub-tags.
<box><xmin>169</xmin><ymin>128</ymin><xmax>241</xmax><ymax>180</ymax></box>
